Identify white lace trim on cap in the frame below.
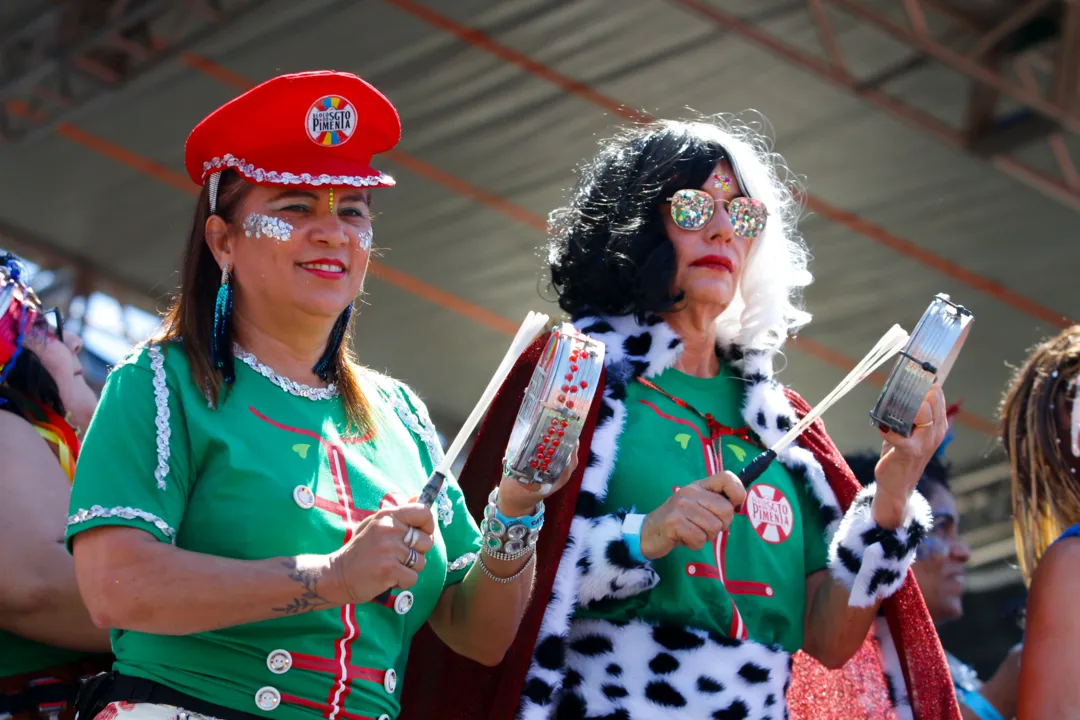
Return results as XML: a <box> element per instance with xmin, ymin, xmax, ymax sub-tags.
<box><xmin>202</xmin><ymin>153</ymin><xmax>395</xmax><ymax>188</ymax></box>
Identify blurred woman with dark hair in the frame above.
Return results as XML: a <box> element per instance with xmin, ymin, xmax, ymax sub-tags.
<box><xmin>1000</xmin><ymin>326</ymin><xmax>1080</xmax><ymax>717</ymax></box>
<box><xmin>0</xmin><ymin>251</ymin><xmax>111</xmax><ymax>720</ymax></box>
<box><xmin>847</xmin><ymin>438</ymin><xmax>1022</xmax><ymax>720</ymax></box>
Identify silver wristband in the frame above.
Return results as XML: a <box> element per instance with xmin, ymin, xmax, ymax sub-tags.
<box><xmin>480</xmin><ymin>488</ymin><xmax>543</xmax><ymax>560</ymax></box>
<box><xmin>477</xmin><ymin>548</ymin><xmax>535</xmax><ymax>584</ymax></box>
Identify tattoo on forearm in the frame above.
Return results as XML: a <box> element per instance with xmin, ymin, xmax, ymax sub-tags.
<box><xmin>273</xmin><ymin>559</ymin><xmax>334</xmax><ymax>615</ymax></box>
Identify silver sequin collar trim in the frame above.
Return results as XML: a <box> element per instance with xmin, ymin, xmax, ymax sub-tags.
<box><xmin>233</xmin><ymin>345</ymin><xmax>339</xmax><ymax>401</ymax></box>
<box><xmin>202</xmin><ymin>153</ymin><xmax>395</xmax><ymax>188</ymax></box>
<box><xmin>68</xmin><ymin>505</ymin><xmax>177</xmax><ymax>544</ymax></box>
<box><xmin>149</xmin><ymin>345</ymin><xmax>171</xmax><ymax>491</ymax></box>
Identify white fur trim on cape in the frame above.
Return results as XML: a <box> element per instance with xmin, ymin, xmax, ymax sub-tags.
<box><xmin>873</xmin><ymin>616</ymin><xmax>914</xmax><ymax>720</ymax></box>
<box><xmin>518</xmin><ymin>312</ymin><xmax>844</xmax><ymax>718</ymax></box>
<box><xmin>829</xmin><ymin>484</ymin><xmax>932</xmax><ymax>608</ymax></box>
<box><xmin>577</xmin><ymin>513</ymin><xmax>660</xmax><ymax>607</ymax></box>
<box><xmin>559</xmin><ymin>617</ymin><xmax>791</xmax><ymax>719</ymax></box>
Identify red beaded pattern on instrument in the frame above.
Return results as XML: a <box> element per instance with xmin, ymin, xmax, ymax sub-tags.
<box><xmin>531</xmin><ymin>341</ymin><xmax>590</xmax><ymax>473</ymax></box>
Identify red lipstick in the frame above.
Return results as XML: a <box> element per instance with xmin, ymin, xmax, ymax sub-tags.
<box><xmin>690</xmin><ymin>255</ymin><xmax>734</xmax><ymax>272</ymax></box>
<box><xmin>297</xmin><ymin>257</ymin><xmax>347</xmax><ymax>280</ymax></box>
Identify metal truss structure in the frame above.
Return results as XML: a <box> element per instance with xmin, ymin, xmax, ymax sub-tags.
<box><xmin>673</xmin><ymin>0</ymin><xmax>1080</xmax><ymax>213</ymax></box>
<box><xmin>0</xmin><ymin>0</ymin><xmax>267</xmax><ymax>146</ymax></box>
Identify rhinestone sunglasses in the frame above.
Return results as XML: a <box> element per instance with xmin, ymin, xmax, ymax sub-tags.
<box><xmin>666</xmin><ymin>189</ymin><xmax>769</xmax><ymax>239</ymax></box>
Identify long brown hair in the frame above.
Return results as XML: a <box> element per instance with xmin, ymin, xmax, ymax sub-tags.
<box><xmin>1001</xmin><ymin>325</ymin><xmax>1080</xmax><ymax>582</ymax></box>
<box><xmin>153</xmin><ymin>170</ymin><xmax>373</xmax><ymax>433</ymax></box>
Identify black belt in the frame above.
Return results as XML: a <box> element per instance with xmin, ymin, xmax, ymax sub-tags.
<box><xmin>82</xmin><ymin>674</ymin><xmax>265</xmax><ymax>720</ymax></box>
<box><xmin>0</xmin><ymin>681</ymin><xmax>76</xmax><ymax>715</ymax></box>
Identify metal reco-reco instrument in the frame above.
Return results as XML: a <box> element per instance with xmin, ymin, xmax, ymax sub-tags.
<box><xmin>503</xmin><ymin>323</ymin><xmax>605</xmax><ymax>485</ymax></box>
<box><xmin>870</xmin><ymin>293</ymin><xmax>973</xmax><ymax>437</ymax></box>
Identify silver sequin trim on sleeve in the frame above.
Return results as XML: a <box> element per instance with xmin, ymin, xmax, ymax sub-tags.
<box><xmin>149</xmin><ymin>345</ymin><xmax>171</xmax><ymax>491</ymax></box>
<box><xmin>447</xmin><ymin>552</ymin><xmax>477</xmax><ymax>573</ymax></box>
<box><xmin>68</xmin><ymin>505</ymin><xmax>177</xmax><ymax>543</ymax></box>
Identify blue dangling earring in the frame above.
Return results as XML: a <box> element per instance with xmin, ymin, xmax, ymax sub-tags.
<box><xmin>313</xmin><ymin>303</ymin><xmax>352</xmax><ymax>381</ymax></box>
<box><xmin>211</xmin><ymin>263</ymin><xmax>235</xmax><ymax>384</ymax></box>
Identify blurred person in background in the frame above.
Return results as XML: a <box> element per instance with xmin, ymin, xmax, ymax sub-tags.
<box><xmin>848</xmin><ymin>433</ymin><xmax>1022</xmax><ymax>720</ymax></box>
<box><xmin>1000</xmin><ymin>326</ymin><xmax>1080</xmax><ymax>717</ymax></box>
<box><xmin>0</xmin><ymin>251</ymin><xmax>112</xmax><ymax>720</ymax></box>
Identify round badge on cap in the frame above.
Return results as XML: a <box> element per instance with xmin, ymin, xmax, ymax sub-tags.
<box><xmin>306</xmin><ymin>95</ymin><xmax>356</xmax><ymax>147</ymax></box>
<box><xmin>383</xmin><ymin>668</ymin><xmax>397</xmax><ymax>694</ymax></box>
<box><xmin>293</xmin><ymin>486</ymin><xmax>315</xmax><ymax>510</ymax></box>
<box><xmin>394</xmin><ymin>591</ymin><xmax>414</xmax><ymax>616</ymax></box>
<box><xmin>255</xmin><ymin>686</ymin><xmax>281</xmax><ymax>711</ymax></box>
<box><xmin>266</xmin><ymin>649</ymin><xmax>292</xmax><ymax>675</ymax></box>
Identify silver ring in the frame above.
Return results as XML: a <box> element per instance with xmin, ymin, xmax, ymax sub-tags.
<box><xmin>404</xmin><ymin>548</ymin><xmax>418</xmax><ymax>569</ymax></box>
<box><xmin>404</xmin><ymin>527</ymin><xmax>418</xmax><ymax>549</ymax></box>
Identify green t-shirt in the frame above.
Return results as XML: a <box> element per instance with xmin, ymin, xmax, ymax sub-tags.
<box><xmin>66</xmin><ymin>343</ymin><xmax>482</xmax><ymax>720</ymax></box>
<box><xmin>575</xmin><ymin>366</ymin><xmax>829</xmax><ymax>652</ymax></box>
<box><xmin>0</xmin><ymin>630</ymin><xmax>91</xmax><ymax>677</ymax></box>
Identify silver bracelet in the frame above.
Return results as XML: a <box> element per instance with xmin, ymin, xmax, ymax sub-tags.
<box><xmin>477</xmin><ymin>548</ymin><xmax>535</xmax><ymax>584</ymax></box>
<box><xmin>484</xmin><ymin>544</ymin><xmax>534</xmax><ymax>562</ymax></box>
<box><xmin>481</xmin><ymin>488</ymin><xmax>543</xmax><ymax>560</ymax></box>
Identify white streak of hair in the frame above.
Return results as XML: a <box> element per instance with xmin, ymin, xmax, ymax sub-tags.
<box><xmin>677</xmin><ymin>115</ymin><xmax>813</xmax><ymax>354</ymax></box>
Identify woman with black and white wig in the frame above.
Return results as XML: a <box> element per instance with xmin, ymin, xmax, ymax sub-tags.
<box><xmin>404</xmin><ymin>118</ymin><xmax>960</xmax><ymax>720</ymax></box>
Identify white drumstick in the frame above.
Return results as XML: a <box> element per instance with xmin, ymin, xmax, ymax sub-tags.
<box><xmin>739</xmin><ymin>324</ymin><xmax>910</xmax><ymax>483</ymax></box>
<box><xmin>418</xmin><ymin>311</ymin><xmax>550</xmax><ymax>507</ymax></box>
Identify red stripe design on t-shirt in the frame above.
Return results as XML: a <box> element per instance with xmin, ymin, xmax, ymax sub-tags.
<box><xmin>248</xmin><ymin>407</ymin><xmax>377</xmax><ymax>720</ymax></box>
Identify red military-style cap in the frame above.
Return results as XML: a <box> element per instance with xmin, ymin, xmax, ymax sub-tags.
<box><xmin>184</xmin><ymin>70</ymin><xmax>401</xmax><ymax>191</ymax></box>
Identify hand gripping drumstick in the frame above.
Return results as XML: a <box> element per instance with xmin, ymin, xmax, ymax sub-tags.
<box><xmin>416</xmin><ymin>311</ymin><xmax>551</xmax><ymax>508</ymax></box>
<box><xmin>737</xmin><ymin>324</ymin><xmax>910</xmax><ymax>485</ymax></box>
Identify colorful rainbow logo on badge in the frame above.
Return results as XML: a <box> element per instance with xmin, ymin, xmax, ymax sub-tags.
<box><xmin>305</xmin><ymin>95</ymin><xmax>356</xmax><ymax>147</ymax></box>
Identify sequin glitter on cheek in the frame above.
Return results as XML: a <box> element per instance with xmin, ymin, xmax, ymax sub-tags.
<box><xmin>242</xmin><ymin>213</ymin><xmax>293</xmax><ymax>242</ymax></box>
<box><xmin>357</xmin><ymin>227</ymin><xmax>373</xmax><ymax>251</ymax></box>
<box><xmin>713</xmin><ymin>173</ymin><xmax>733</xmax><ymax>193</ymax></box>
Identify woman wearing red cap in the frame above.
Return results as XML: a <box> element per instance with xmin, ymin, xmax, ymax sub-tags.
<box><xmin>0</xmin><ymin>250</ymin><xmax>111</xmax><ymax>720</ymax></box>
<box><xmin>66</xmin><ymin>72</ymin><xmax>570</xmax><ymax>720</ymax></box>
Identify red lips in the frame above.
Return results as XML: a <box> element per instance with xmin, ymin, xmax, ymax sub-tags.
<box><xmin>298</xmin><ymin>257</ymin><xmax>346</xmax><ymax>270</ymax></box>
<box><xmin>297</xmin><ymin>257</ymin><xmax>348</xmax><ymax>280</ymax></box>
<box><xmin>690</xmin><ymin>255</ymin><xmax>734</xmax><ymax>272</ymax></box>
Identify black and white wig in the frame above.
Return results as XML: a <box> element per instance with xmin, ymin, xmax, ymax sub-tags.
<box><xmin>546</xmin><ymin>117</ymin><xmax>812</xmax><ymax>351</ymax></box>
